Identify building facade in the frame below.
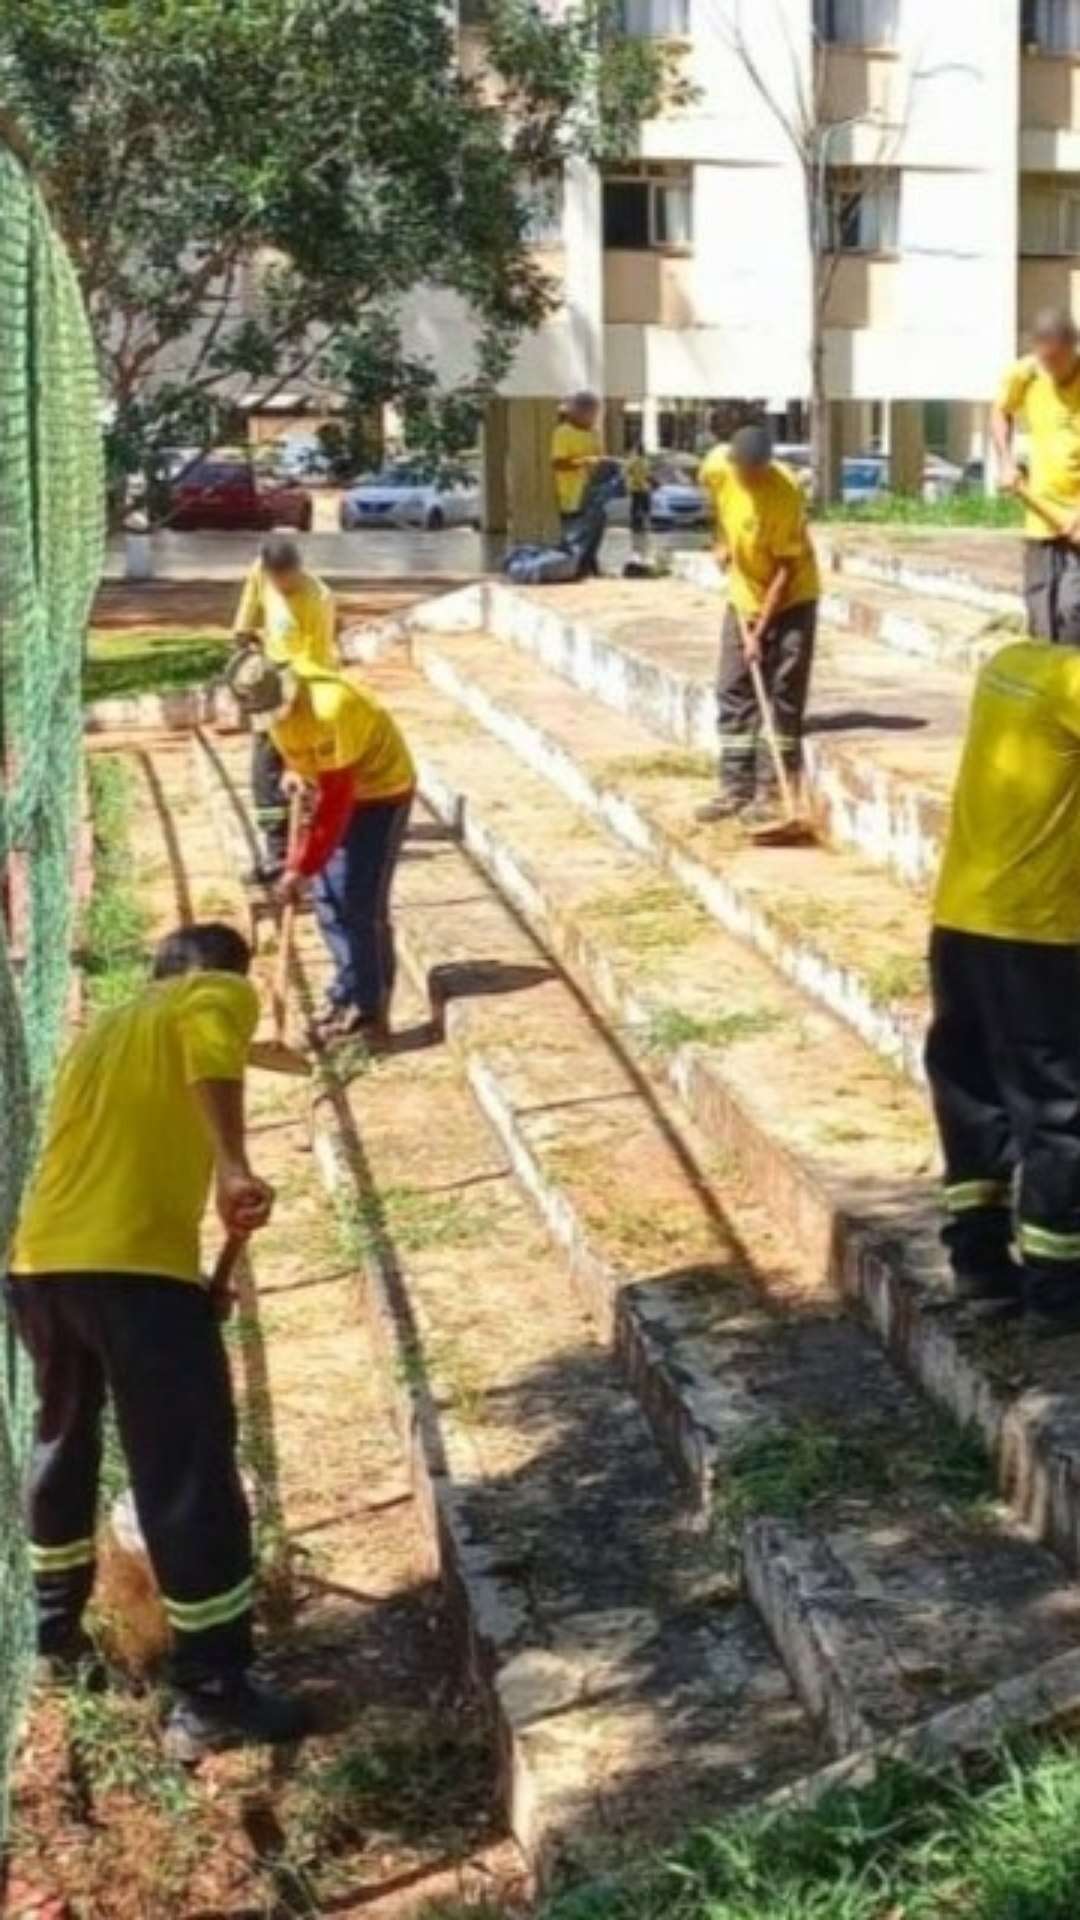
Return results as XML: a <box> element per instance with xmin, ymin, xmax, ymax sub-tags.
<box><xmin>426</xmin><ymin>0</ymin><xmax>1080</xmax><ymax>526</ymax></box>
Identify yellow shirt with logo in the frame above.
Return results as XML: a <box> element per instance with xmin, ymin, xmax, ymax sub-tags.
<box><xmin>272</xmin><ymin>665</ymin><xmax>415</xmax><ymax>801</ymax></box>
<box><xmin>11</xmin><ymin>973</ymin><xmax>259</xmax><ymax>1285</ymax></box>
<box><xmin>552</xmin><ymin>421</ymin><xmax>602</xmax><ymax>515</ymax></box>
<box><xmin>997</xmin><ymin>356</ymin><xmax>1080</xmax><ymax>540</ymax></box>
<box><xmin>698</xmin><ymin>450</ymin><xmax>820</xmax><ymax>616</ymax></box>
<box><xmin>232</xmin><ymin>562</ymin><xmax>338</xmax><ymax>667</ymax></box>
<box><xmin>935</xmin><ymin>641</ymin><xmax>1080</xmax><ymax>943</ymax></box>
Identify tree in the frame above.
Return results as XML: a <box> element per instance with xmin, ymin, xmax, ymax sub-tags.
<box><xmin>0</xmin><ymin>0</ymin><xmax>686</xmax><ymax>515</ymax></box>
<box><xmin>717</xmin><ymin>0</ymin><xmax>910</xmax><ymax>505</ymax></box>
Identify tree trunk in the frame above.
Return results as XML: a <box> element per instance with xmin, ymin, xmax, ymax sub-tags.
<box><xmin>809</xmin><ymin>326</ymin><xmax>833</xmax><ymax>513</ymax></box>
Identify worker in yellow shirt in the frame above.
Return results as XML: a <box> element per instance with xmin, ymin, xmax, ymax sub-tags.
<box><xmin>232</xmin><ymin>535</ymin><xmax>339</xmax><ymax>881</ymax></box>
<box><xmin>551</xmin><ymin>391</ymin><xmax>605</xmax><ymax>577</ymax></box>
<box><xmin>928</xmin><ymin>639</ymin><xmax>1080</xmax><ymax>1335</ymax></box>
<box><xmin>992</xmin><ymin>308</ymin><xmax>1080</xmax><ymax>646</ymax></box>
<box><xmin>5</xmin><ymin>923</ymin><xmax>309</xmax><ymax>1757</ymax></box>
<box><xmin>227</xmin><ymin>652</ymin><xmax>415</xmax><ymax>1046</ymax></box>
<box><xmin>625</xmin><ymin>439</ymin><xmax>652</xmax><ymax>537</ymax></box>
<box><xmin>695</xmin><ymin>422</ymin><xmax>820</xmax><ymax>825</ymax></box>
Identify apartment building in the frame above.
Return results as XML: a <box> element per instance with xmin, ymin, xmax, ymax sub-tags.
<box><xmin>419</xmin><ymin>0</ymin><xmax>1080</xmax><ymax>532</ymax></box>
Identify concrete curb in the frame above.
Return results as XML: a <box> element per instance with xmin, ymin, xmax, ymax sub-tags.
<box><xmin>414</xmin><ymin>633</ymin><xmax>928</xmax><ymax>1081</ymax></box>
<box><xmin>411</xmin><ymin>753</ymin><xmax>1080</xmax><ymax>1581</ymax></box>
<box><xmin>821</xmin><ymin>539</ymin><xmax>1024</xmax><ymax>621</ymax></box>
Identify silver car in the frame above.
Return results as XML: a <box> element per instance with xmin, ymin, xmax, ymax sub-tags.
<box><xmin>340</xmin><ymin>460</ymin><xmax>480</xmax><ymax>531</ymax></box>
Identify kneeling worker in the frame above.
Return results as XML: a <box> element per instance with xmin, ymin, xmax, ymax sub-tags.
<box><xmin>5</xmin><ymin>923</ymin><xmax>308</xmax><ymax>1757</ymax></box>
<box><xmin>696</xmin><ymin>423</ymin><xmax>820</xmax><ymax>826</ymax></box>
<box><xmin>228</xmin><ymin>654</ymin><xmax>415</xmax><ymax>1046</ymax></box>
<box><xmin>232</xmin><ymin>536</ymin><xmax>339</xmax><ymax>882</ymax></box>
<box><xmin>927</xmin><ymin>638</ymin><xmax>1080</xmax><ymax>1334</ymax></box>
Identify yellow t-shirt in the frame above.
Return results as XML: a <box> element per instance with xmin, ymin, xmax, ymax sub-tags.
<box><xmin>232</xmin><ymin>562</ymin><xmax>338</xmax><ymax>666</ymax></box>
<box><xmin>11</xmin><ymin>973</ymin><xmax>259</xmax><ymax>1285</ymax></box>
<box><xmin>272</xmin><ymin>665</ymin><xmax>415</xmax><ymax>801</ymax></box>
<box><xmin>698</xmin><ymin>449</ymin><xmax>820</xmax><ymax>616</ymax></box>
<box><xmin>935</xmin><ymin>641</ymin><xmax>1080</xmax><ymax>943</ymax></box>
<box><xmin>997</xmin><ymin>356</ymin><xmax>1080</xmax><ymax>540</ymax></box>
<box><xmin>552</xmin><ymin>421</ymin><xmax>602</xmax><ymax>515</ymax></box>
<box><xmin>625</xmin><ymin>453</ymin><xmax>650</xmax><ymax>493</ymax></box>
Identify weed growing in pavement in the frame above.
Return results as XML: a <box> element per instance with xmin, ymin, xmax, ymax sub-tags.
<box><xmin>346</xmin><ymin>1183</ymin><xmax>497</xmax><ymax>1259</ymax></box>
<box><xmin>864</xmin><ymin>951</ymin><xmax>927</xmax><ymax>1005</ymax></box>
<box><xmin>64</xmin><ymin>1679</ymin><xmax>192</xmax><ymax>1818</ymax></box>
<box><xmin>604</xmin><ymin>749</ymin><xmax>715</xmax><ymax>784</ymax></box>
<box><xmin>583</xmin><ymin>880</ymin><xmax>709</xmax><ymax>955</ymax></box>
<box><xmin>641</xmin><ymin>1005</ymin><xmax>781</xmax><ymax>1056</ymax></box>
<box><xmin>82</xmin><ymin>757</ymin><xmax>151</xmax><ymax>1011</ymax></box>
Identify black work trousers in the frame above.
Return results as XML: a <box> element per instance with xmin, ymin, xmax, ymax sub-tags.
<box><xmin>251</xmin><ymin>730</ymin><xmax>288</xmax><ymax>866</ymax></box>
<box><xmin>1023</xmin><ymin>538</ymin><xmax>1080</xmax><ymax>647</ymax></box>
<box><xmin>716</xmin><ymin>600</ymin><xmax>817</xmax><ymax>805</ymax></box>
<box><xmin>925</xmin><ymin>928</ymin><xmax>1080</xmax><ymax>1292</ymax></box>
<box><xmin>6</xmin><ymin>1275</ymin><xmax>255</xmax><ymax>1688</ymax></box>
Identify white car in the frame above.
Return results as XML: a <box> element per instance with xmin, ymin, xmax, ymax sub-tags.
<box><xmin>340</xmin><ymin>460</ymin><xmax>480</xmax><ymax>531</ymax></box>
<box><xmin>647</xmin><ymin>459</ymin><xmax>712</xmax><ymax>529</ymax></box>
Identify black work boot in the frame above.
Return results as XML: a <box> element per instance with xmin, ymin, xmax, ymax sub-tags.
<box><xmin>952</xmin><ymin>1260</ymin><xmax>1024</xmax><ymax>1319</ymax></box>
<box><xmin>163</xmin><ymin>1674</ymin><xmax>313</xmax><ymax>1765</ymax></box>
<box><xmin>1024</xmin><ymin>1274</ymin><xmax>1080</xmax><ymax>1340</ymax></box>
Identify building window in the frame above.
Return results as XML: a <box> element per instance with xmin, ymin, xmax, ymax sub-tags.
<box><xmin>815</xmin><ymin>0</ymin><xmax>899</xmax><ymax>46</ymax></box>
<box><xmin>521</xmin><ymin>176</ymin><xmax>563</xmax><ymax>248</ymax></box>
<box><xmin>617</xmin><ymin>0</ymin><xmax>691</xmax><ymax>35</ymax></box>
<box><xmin>1021</xmin><ymin>183</ymin><xmax>1080</xmax><ymax>253</ymax></box>
<box><xmin>603</xmin><ymin>170</ymin><xmax>693</xmax><ymax>250</ymax></box>
<box><xmin>826</xmin><ymin>168</ymin><xmax>900</xmax><ymax>252</ymax></box>
<box><xmin>1024</xmin><ymin>0</ymin><xmax>1080</xmax><ymax>52</ymax></box>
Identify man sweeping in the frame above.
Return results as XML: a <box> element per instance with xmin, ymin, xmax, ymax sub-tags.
<box><xmin>927</xmin><ymin>638</ymin><xmax>1080</xmax><ymax>1335</ymax></box>
<box><xmin>228</xmin><ymin>653</ymin><xmax>415</xmax><ymax>1046</ymax></box>
<box><xmin>992</xmin><ymin>307</ymin><xmax>1080</xmax><ymax>646</ymax></box>
<box><xmin>696</xmin><ymin>423</ymin><xmax>820</xmax><ymax>827</ymax></box>
<box><xmin>5</xmin><ymin>923</ymin><xmax>309</xmax><ymax>1757</ymax></box>
<box><xmin>232</xmin><ymin>535</ymin><xmax>339</xmax><ymax>880</ymax></box>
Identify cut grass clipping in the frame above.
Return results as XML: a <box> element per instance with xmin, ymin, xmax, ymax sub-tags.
<box><xmin>84</xmin><ymin>626</ymin><xmax>230</xmax><ymax>703</ymax></box>
<box><xmin>83</xmin><ymin>757</ymin><xmax>151</xmax><ymax>1012</ymax></box>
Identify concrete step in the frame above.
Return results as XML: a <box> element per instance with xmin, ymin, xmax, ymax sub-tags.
<box><xmin>358</xmin><ymin>655</ymin><xmax>1080</xmax><ymax>1583</ymax></box>
<box><xmin>671</xmin><ymin>551</ymin><xmax>1019</xmax><ymax>671</ymax></box>
<box><xmin>405</xmin><ymin>622</ymin><xmax>932</xmax><ymax>1082</ymax></box>
<box><xmin>820</xmin><ymin>531</ymin><xmax>1024</xmax><ymax>621</ymax></box>
<box><xmin>457</xmin><ymin>576</ymin><xmax>967</xmax><ymax>891</ymax></box>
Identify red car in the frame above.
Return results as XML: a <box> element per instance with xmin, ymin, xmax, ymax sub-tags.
<box><xmin>168</xmin><ymin>458</ymin><xmax>313</xmax><ymax>532</ymax></box>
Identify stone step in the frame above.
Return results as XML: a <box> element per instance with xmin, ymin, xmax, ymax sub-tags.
<box><xmin>406</xmin><ymin>622</ymin><xmax>931</xmax><ymax>1083</ymax></box>
<box><xmin>378</xmin><ymin>783</ymin><xmax>1080</xmax><ymax>1762</ymax></box>
<box><xmin>453</xmin><ymin>576</ymin><xmax>966</xmax><ymax>892</ymax></box>
<box><xmin>821</xmin><ymin>532</ymin><xmax>1024</xmax><ymax>621</ymax></box>
<box><xmin>190</xmin><ymin>729</ymin><xmax>823</xmax><ymax>1876</ymax></box>
<box><xmin>359</xmin><ymin>658</ymin><xmax>1080</xmax><ymax>1583</ymax></box>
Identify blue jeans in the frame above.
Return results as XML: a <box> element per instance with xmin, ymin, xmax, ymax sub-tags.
<box><xmin>313</xmin><ymin>794</ymin><xmax>413</xmax><ymax>1017</ymax></box>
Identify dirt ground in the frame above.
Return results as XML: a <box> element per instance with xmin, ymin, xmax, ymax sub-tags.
<box><xmin>8</xmin><ymin>742</ymin><xmax>524</xmax><ymax>1920</ymax></box>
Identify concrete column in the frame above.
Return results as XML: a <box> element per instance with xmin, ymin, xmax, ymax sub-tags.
<box><xmin>888</xmin><ymin>401</ymin><xmax>925</xmax><ymax>495</ymax></box>
<box><xmin>640</xmin><ymin>397</ymin><xmax>661</xmax><ymax>451</ymax></box>
<box><xmin>604</xmin><ymin>398</ymin><xmax>626</xmax><ymax>456</ymax></box>
<box><xmin>480</xmin><ymin>397</ymin><xmax>508</xmax><ymax>535</ymax></box>
<box><xmin>945</xmin><ymin>402</ymin><xmax>986</xmax><ymax>469</ymax></box>
<box><xmin>507</xmin><ymin>397</ymin><xmax>561</xmax><ymax>544</ymax></box>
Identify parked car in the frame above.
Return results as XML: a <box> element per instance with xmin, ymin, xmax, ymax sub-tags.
<box><xmin>922</xmin><ymin>454</ymin><xmax>965</xmax><ymax>503</ymax></box>
<box><xmin>647</xmin><ymin>457</ymin><xmax>712</xmax><ymax>529</ymax></box>
<box><xmin>841</xmin><ymin>455</ymin><xmax>891</xmax><ymax>508</ymax></box>
<box><xmin>339</xmin><ymin>460</ymin><xmax>480</xmax><ymax>531</ymax></box>
<box><xmin>168</xmin><ymin>457</ymin><xmax>313</xmax><ymax>532</ymax></box>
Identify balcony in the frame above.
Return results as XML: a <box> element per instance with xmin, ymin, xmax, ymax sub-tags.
<box><xmin>818</xmin><ymin>46</ymin><xmax>903</xmax><ymax>131</ymax></box>
<box><xmin>603</xmin><ymin>251</ymin><xmax>695</xmax><ymax>327</ymax></box>
<box><xmin>1022</xmin><ymin>52</ymin><xmax>1080</xmax><ymax>168</ymax></box>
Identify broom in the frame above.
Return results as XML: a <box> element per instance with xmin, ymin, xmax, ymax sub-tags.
<box><xmin>1014</xmin><ymin>478</ymin><xmax>1076</xmax><ymax>544</ymax></box>
<box><xmin>739</xmin><ymin>612</ymin><xmax>818</xmax><ymax>849</ymax></box>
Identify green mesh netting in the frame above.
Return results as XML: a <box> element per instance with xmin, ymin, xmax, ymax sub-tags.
<box><xmin>0</xmin><ymin>136</ymin><xmax>104</xmax><ymax>1834</ymax></box>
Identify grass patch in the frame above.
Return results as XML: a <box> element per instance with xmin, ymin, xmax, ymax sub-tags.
<box><xmin>82</xmin><ymin>757</ymin><xmax>151</xmax><ymax>1012</ymax></box>
<box><xmin>714</xmin><ymin>1412</ymin><xmax>994</xmax><ymax>1556</ymax></box>
<box><xmin>583</xmin><ymin>881</ymin><xmax>709</xmax><ymax>956</ymax></box>
<box><xmin>604</xmin><ymin>749</ymin><xmax>716</xmax><ymax>784</ymax></box>
<box><xmin>864</xmin><ymin>952</ymin><xmax>927</xmax><ymax>1004</ymax></box>
<box><xmin>820</xmin><ymin>492</ymin><xmax>1023</xmax><ymax>530</ymax></box>
<box><xmin>337</xmin><ymin>1182</ymin><xmax>496</xmax><ymax>1262</ymax></box>
<box><xmin>64</xmin><ymin>1681</ymin><xmax>193</xmax><ymax>1819</ymax></box>
<box><xmin>533</xmin><ymin>1742</ymin><xmax>1080</xmax><ymax>1920</ymax></box>
<box><xmin>84</xmin><ymin>626</ymin><xmax>230</xmax><ymax>703</ymax></box>
<box><xmin>642</xmin><ymin>1005</ymin><xmax>781</xmax><ymax>1056</ymax></box>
